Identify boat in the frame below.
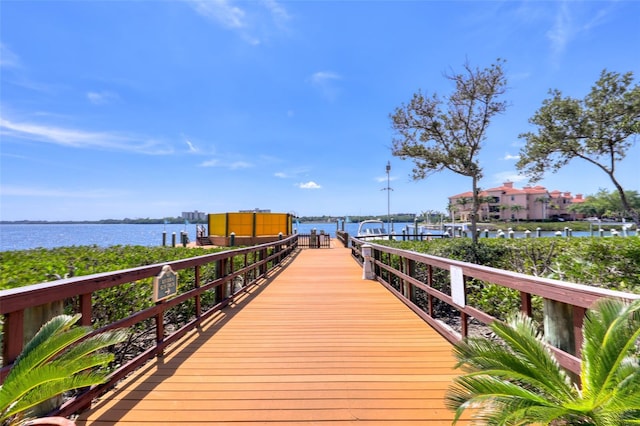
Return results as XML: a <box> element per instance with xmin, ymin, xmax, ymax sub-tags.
<box><xmin>356</xmin><ymin>219</ymin><xmax>388</xmax><ymax>240</ymax></box>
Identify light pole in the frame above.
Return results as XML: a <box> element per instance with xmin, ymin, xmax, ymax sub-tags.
<box><xmin>382</xmin><ymin>161</ymin><xmax>393</xmax><ymax>233</ymax></box>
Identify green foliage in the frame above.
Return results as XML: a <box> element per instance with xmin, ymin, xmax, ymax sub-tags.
<box><xmin>390</xmin><ymin>59</ymin><xmax>508</xmax><ymax>243</ymax></box>
<box><xmin>0</xmin><ymin>245</ymin><xmax>231</xmax><ymax>364</ymax></box>
<box><xmin>385</xmin><ymin>238</ymin><xmax>640</xmax><ymax>292</ymax></box>
<box><xmin>0</xmin><ymin>245</ymin><xmax>224</xmax><ymax>291</ymax></box>
<box><xmin>517</xmin><ymin>69</ymin><xmax>640</xmax><ymax>224</ymax></box>
<box><xmin>569</xmin><ymin>188</ymin><xmax>640</xmax><ymax>221</ymax></box>
<box><xmin>446</xmin><ymin>298</ymin><xmax>640</xmax><ymax>425</ymax></box>
<box><xmin>381</xmin><ymin>238</ymin><xmax>640</xmax><ymax>321</ymax></box>
<box><xmin>0</xmin><ymin>314</ymin><xmax>127</xmax><ymax>425</ymax></box>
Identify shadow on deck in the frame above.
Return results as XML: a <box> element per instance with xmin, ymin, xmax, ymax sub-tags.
<box><xmin>76</xmin><ymin>241</ymin><xmax>465</xmax><ymax>425</ymax></box>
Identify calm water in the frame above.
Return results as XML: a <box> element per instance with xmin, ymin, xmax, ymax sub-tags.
<box><xmin>0</xmin><ymin>222</ymin><xmax>634</xmax><ymax>251</ymax></box>
<box><xmin>0</xmin><ymin>222</ymin><xmax>404</xmax><ymax>251</ymax></box>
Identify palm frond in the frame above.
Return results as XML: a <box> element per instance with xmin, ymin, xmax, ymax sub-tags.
<box><xmin>13</xmin><ymin>315</ymin><xmax>80</xmax><ymax>366</ymax></box>
<box><xmin>3</xmin><ymin>372</ymin><xmax>109</xmax><ymax>420</ymax></box>
<box><xmin>582</xmin><ymin>299</ymin><xmax>640</xmax><ymax>407</ymax></box>
<box><xmin>453</xmin><ymin>313</ymin><xmax>575</xmax><ymax>402</ymax></box>
<box><xmin>4</xmin><ymin>327</ymin><xmax>88</xmax><ymax>386</ymax></box>
<box><xmin>0</xmin><ymin>314</ymin><xmax>127</xmax><ymax>424</ymax></box>
<box><xmin>447</xmin><ymin>298</ymin><xmax>640</xmax><ymax>425</ymax></box>
<box><xmin>53</xmin><ymin>329</ymin><xmax>128</xmax><ymax>366</ymax></box>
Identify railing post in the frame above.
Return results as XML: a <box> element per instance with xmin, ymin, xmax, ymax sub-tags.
<box><xmin>155</xmin><ymin>306</ymin><xmax>164</xmax><ymax>350</ymax></box>
<box><xmin>543</xmin><ymin>299</ymin><xmax>576</xmax><ymax>355</ymax></box>
<box><xmin>427</xmin><ymin>265</ymin><xmax>434</xmax><ymax>317</ymax></box>
<box><xmin>260</xmin><ymin>248</ymin><xmax>268</xmax><ymax>276</ymax></box>
<box><xmin>215</xmin><ymin>258</ymin><xmax>228</xmax><ymax>304</ymax></box>
<box><xmin>310</xmin><ymin>229</ymin><xmax>317</xmax><ymax>249</ymax></box>
<box><xmin>2</xmin><ymin>310</ymin><xmax>24</xmax><ymax>369</ymax></box>
<box><xmin>195</xmin><ymin>265</ymin><xmax>202</xmax><ymax>318</ymax></box>
<box><xmin>79</xmin><ymin>293</ymin><xmax>92</xmax><ymax>326</ymax></box>
<box><xmin>460</xmin><ymin>311</ymin><xmax>469</xmax><ymax>338</ymax></box>
<box><xmin>361</xmin><ymin>244</ymin><xmax>375</xmax><ymax>280</ymax></box>
<box><xmin>408</xmin><ymin>259</ymin><xmax>416</xmax><ymax>303</ymax></box>
<box><xmin>520</xmin><ymin>292</ymin><xmax>532</xmax><ymax>317</ymax></box>
<box><xmin>374</xmin><ymin>249</ymin><xmax>381</xmax><ymax>277</ymax></box>
<box><xmin>401</xmin><ymin>258</ymin><xmax>409</xmax><ymax>298</ymax></box>
<box><xmin>572</xmin><ymin>306</ymin><xmax>586</xmax><ymax>357</ymax></box>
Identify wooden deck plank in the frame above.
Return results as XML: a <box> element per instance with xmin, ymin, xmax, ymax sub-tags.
<box><xmin>75</xmin><ymin>243</ymin><xmax>468</xmax><ymax>425</ymax></box>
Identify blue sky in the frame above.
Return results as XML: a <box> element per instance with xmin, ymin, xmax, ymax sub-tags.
<box><xmin>1</xmin><ymin>0</ymin><xmax>639</xmax><ymax>221</ymax></box>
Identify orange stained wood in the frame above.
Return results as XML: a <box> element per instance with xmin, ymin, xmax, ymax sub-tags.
<box><xmin>76</xmin><ymin>241</ymin><xmax>469</xmax><ymax>426</ymax></box>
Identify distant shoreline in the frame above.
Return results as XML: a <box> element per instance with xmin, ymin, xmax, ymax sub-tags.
<box><xmin>0</xmin><ymin>219</ymin><xmax>206</xmax><ymax>225</ymax></box>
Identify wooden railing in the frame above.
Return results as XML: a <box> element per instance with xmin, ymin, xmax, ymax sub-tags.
<box><xmin>336</xmin><ymin>230</ymin><xmax>349</xmax><ymax>247</ymax></box>
<box><xmin>296</xmin><ymin>233</ymin><xmax>331</xmax><ymax>248</ymax></box>
<box><xmin>349</xmin><ymin>236</ymin><xmax>640</xmax><ymax>375</ymax></box>
<box><xmin>0</xmin><ymin>235</ymin><xmax>299</xmax><ymax>417</ymax></box>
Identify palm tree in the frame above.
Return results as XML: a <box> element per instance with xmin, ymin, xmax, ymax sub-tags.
<box><xmin>534</xmin><ymin>196</ymin><xmax>549</xmax><ymax>220</ymax></box>
<box><xmin>0</xmin><ymin>314</ymin><xmax>128</xmax><ymax>425</ymax></box>
<box><xmin>456</xmin><ymin>197</ymin><xmax>472</xmax><ymax>221</ymax></box>
<box><xmin>509</xmin><ymin>204</ymin><xmax>525</xmax><ymax>222</ymax></box>
<box><xmin>446</xmin><ymin>298</ymin><xmax>640</xmax><ymax>425</ymax></box>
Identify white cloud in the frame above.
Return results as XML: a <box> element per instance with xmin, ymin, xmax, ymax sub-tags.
<box><xmin>189</xmin><ymin>0</ymin><xmax>246</xmax><ymax>29</ymax></box>
<box><xmin>503</xmin><ymin>153</ymin><xmax>520</xmax><ymax>161</ymax></box>
<box><xmin>0</xmin><ymin>117</ymin><xmax>172</xmax><ymax>155</ymax></box>
<box><xmin>185</xmin><ymin>139</ymin><xmax>198</xmax><ymax>153</ymax></box>
<box><xmin>375</xmin><ymin>176</ymin><xmax>398</xmax><ymax>183</ymax></box>
<box><xmin>262</xmin><ymin>0</ymin><xmax>291</xmax><ymax>27</ymax></box>
<box><xmin>199</xmin><ymin>158</ymin><xmax>252</xmax><ymax>169</ymax></box>
<box><xmin>87</xmin><ymin>91</ymin><xmax>119</xmax><ymax>105</ymax></box>
<box><xmin>229</xmin><ymin>161</ymin><xmax>252</xmax><ymax>169</ymax></box>
<box><xmin>297</xmin><ymin>181</ymin><xmax>321</xmax><ymax>189</ymax></box>
<box><xmin>200</xmin><ymin>158</ymin><xmax>220</xmax><ymax>167</ymax></box>
<box><xmin>309</xmin><ymin>71</ymin><xmax>342</xmax><ymax>101</ymax></box>
<box><xmin>546</xmin><ymin>1</ymin><xmax>614</xmax><ymax>61</ymax></box>
<box><xmin>274</xmin><ymin>166</ymin><xmax>309</xmax><ymax>179</ymax></box>
<box><xmin>547</xmin><ymin>2</ymin><xmax>572</xmax><ymax>56</ymax></box>
<box><xmin>0</xmin><ymin>43</ymin><xmax>20</xmax><ymax>68</ymax></box>
<box><xmin>310</xmin><ymin>71</ymin><xmax>341</xmax><ymax>85</ymax></box>
<box><xmin>186</xmin><ymin>0</ymin><xmax>290</xmax><ymax>44</ymax></box>
<box><xmin>493</xmin><ymin>171</ymin><xmax>527</xmax><ymax>184</ymax></box>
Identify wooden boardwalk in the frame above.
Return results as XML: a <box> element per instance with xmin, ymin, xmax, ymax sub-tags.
<box><xmin>76</xmin><ymin>241</ymin><xmax>467</xmax><ymax>425</ymax></box>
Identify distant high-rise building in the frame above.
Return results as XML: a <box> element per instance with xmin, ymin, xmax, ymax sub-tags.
<box><xmin>181</xmin><ymin>210</ymin><xmax>207</xmax><ymax>221</ymax></box>
<box><xmin>238</xmin><ymin>208</ymin><xmax>271</xmax><ymax>213</ymax></box>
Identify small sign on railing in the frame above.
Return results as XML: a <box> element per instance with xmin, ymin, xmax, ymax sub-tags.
<box><xmin>450</xmin><ymin>265</ymin><xmax>466</xmax><ymax>308</ymax></box>
<box><xmin>153</xmin><ymin>265</ymin><xmax>178</xmax><ymax>302</ymax></box>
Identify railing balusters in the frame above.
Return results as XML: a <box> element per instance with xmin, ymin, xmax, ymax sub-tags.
<box><xmin>349</xmin><ymin>235</ymin><xmax>639</xmax><ymax>375</ymax></box>
<box><xmin>0</xmin><ymin>236</ymin><xmax>299</xmax><ymax>413</ymax></box>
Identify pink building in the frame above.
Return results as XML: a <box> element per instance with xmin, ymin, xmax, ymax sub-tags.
<box><xmin>448</xmin><ymin>182</ymin><xmax>585</xmax><ymax>221</ymax></box>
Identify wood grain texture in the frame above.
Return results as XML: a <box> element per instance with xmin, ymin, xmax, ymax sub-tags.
<box><xmin>76</xmin><ymin>242</ymin><xmax>468</xmax><ymax>425</ymax></box>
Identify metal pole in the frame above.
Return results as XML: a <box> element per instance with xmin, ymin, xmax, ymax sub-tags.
<box><xmin>382</xmin><ymin>161</ymin><xmax>393</xmax><ymax>233</ymax></box>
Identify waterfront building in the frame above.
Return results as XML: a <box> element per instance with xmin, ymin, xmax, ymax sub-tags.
<box><xmin>181</xmin><ymin>210</ymin><xmax>207</xmax><ymax>221</ymax></box>
<box><xmin>448</xmin><ymin>182</ymin><xmax>584</xmax><ymax>221</ymax></box>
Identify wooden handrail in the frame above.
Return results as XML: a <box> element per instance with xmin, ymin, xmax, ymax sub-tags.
<box><xmin>349</xmin><ymin>236</ymin><xmax>639</xmax><ymax>375</ymax></box>
<box><xmin>0</xmin><ymin>235</ymin><xmax>299</xmax><ymax>417</ymax></box>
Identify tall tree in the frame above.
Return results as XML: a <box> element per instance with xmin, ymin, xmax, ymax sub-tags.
<box><xmin>390</xmin><ymin>59</ymin><xmax>508</xmax><ymax>244</ymax></box>
<box><xmin>569</xmin><ymin>188</ymin><xmax>640</xmax><ymax>220</ymax></box>
<box><xmin>517</xmin><ymin>69</ymin><xmax>640</xmax><ymax>224</ymax></box>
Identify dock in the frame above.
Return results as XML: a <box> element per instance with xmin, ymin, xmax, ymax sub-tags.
<box><xmin>75</xmin><ymin>241</ymin><xmax>465</xmax><ymax>425</ymax></box>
